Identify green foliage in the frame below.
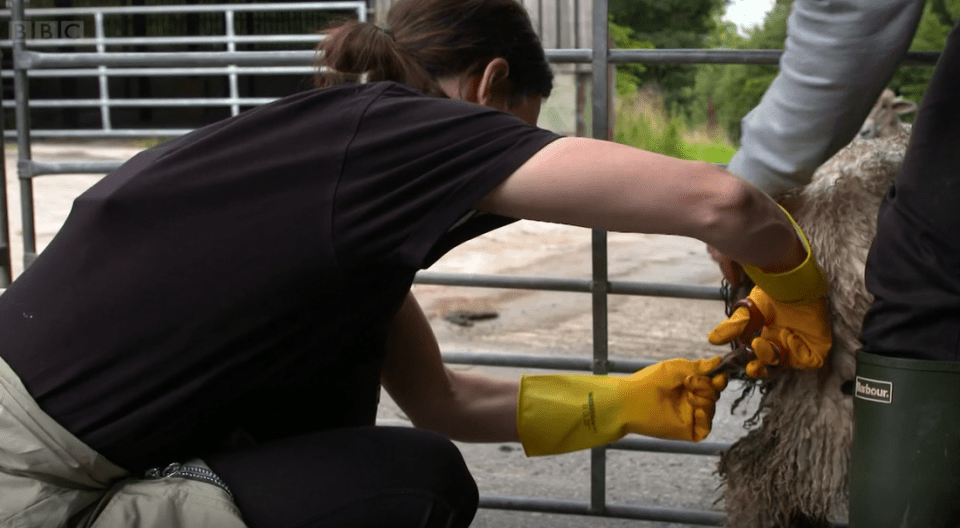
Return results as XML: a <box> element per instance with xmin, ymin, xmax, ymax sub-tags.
<box><xmin>889</xmin><ymin>0</ymin><xmax>959</xmax><ymax>106</ymax></box>
<box><xmin>609</xmin><ymin>19</ymin><xmax>655</xmax><ymax>96</ymax></box>
<box><xmin>691</xmin><ymin>0</ymin><xmax>789</xmax><ymax>142</ymax></box>
<box><xmin>609</xmin><ymin>0</ymin><xmax>727</xmax><ymax>49</ymax></box>
<box><xmin>681</xmin><ymin>139</ymin><xmax>738</xmax><ymax>164</ymax></box>
<box><xmin>609</xmin><ymin>0</ymin><xmax>727</xmax><ymax>112</ymax></box>
<box><xmin>615</xmin><ymin>111</ymin><xmax>686</xmax><ymax>158</ymax></box>
<box><xmin>690</xmin><ymin>0</ymin><xmax>957</xmax><ymax>144</ymax></box>
<box><xmin>614</xmin><ymin>90</ymin><xmax>736</xmax><ymax>163</ymax></box>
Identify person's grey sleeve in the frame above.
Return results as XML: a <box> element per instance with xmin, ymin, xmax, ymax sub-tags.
<box><xmin>727</xmin><ymin>0</ymin><xmax>926</xmax><ymax>196</ymax></box>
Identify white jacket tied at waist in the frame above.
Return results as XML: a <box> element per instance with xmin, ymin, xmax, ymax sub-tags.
<box><xmin>0</xmin><ymin>356</ymin><xmax>247</xmax><ymax>528</ymax></box>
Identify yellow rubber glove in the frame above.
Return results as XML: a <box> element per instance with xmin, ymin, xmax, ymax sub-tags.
<box><xmin>709</xmin><ymin>287</ymin><xmax>832</xmax><ymax>377</ymax></box>
<box><xmin>708</xmin><ymin>206</ymin><xmax>832</xmax><ymax>377</ymax></box>
<box><xmin>516</xmin><ymin>357</ymin><xmax>728</xmax><ymax>457</ymax></box>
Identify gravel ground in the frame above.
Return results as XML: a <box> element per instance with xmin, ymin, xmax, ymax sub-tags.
<box><xmin>2</xmin><ymin>140</ymin><xmax>762</xmax><ymax>527</ymax></box>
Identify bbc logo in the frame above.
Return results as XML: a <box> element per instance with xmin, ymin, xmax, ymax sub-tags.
<box><xmin>10</xmin><ymin>21</ymin><xmax>85</xmax><ymax>40</ymax></box>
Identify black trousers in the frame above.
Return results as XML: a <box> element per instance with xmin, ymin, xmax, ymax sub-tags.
<box><xmin>205</xmin><ymin>426</ymin><xmax>479</xmax><ymax>528</ymax></box>
<box><xmin>861</xmin><ymin>17</ymin><xmax>960</xmax><ymax>361</ymax></box>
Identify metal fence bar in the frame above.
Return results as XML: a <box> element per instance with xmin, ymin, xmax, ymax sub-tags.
<box><xmin>548</xmin><ymin>48</ymin><xmax>941</xmax><ymax>65</ymax></box>
<box><xmin>0</xmin><ymin>66</ymin><xmax>315</xmax><ymax>77</ymax></box>
<box><xmin>225</xmin><ymin>10</ymin><xmax>240</xmax><ymax>117</ymax></box>
<box><xmin>15</xmin><ymin>49</ymin><xmax>316</xmax><ymax>69</ymax></box>
<box><xmin>12</xmin><ymin>48</ymin><xmax>943</xmax><ymax>71</ymax></box>
<box><xmin>0</xmin><ymin>35</ymin><xmax>326</xmax><ymax>48</ymax></box>
<box><xmin>610</xmin><ymin>437</ymin><xmax>730</xmax><ymax>455</ymax></box>
<box><xmin>7</xmin><ymin>129</ymin><xmax>192</xmax><ymax>139</ymax></box>
<box><xmin>0</xmin><ymin>2</ymin><xmax>368</xmax><ymax>17</ymax></box>
<box><xmin>609</xmin><ymin>47</ymin><xmax>939</xmax><ymax>66</ymax></box>
<box><xmin>11</xmin><ymin>0</ymin><xmax>36</xmax><ymax>268</ymax></box>
<box><xmin>13</xmin><ymin>98</ymin><xmax>277</xmax><ymax>107</ymax></box>
<box><xmin>560</xmin><ymin>48</ymin><xmax>942</xmax><ymax>65</ymax></box>
<box><xmin>19</xmin><ymin>160</ymin><xmax>125</xmax><ymax>176</ymax></box>
<box><xmin>94</xmin><ymin>12</ymin><xmax>111</xmax><ymax>132</ymax></box>
<box><xmin>479</xmin><ymin>491</ymin><xmax>857</xmax><ymax>526</ymax></box>
<box><xmin>416</xmin><ymin>271</ymin><xmax>723</xmax><ymax>300</ymax></box>
<box><xmin>588</xmin><ymin>0</ymin><xmax>611</xmax><ymax>515</ymax></box>
<box><xmin>442</xmin><ymin>350</ymin><xmax>656</xmax><ymax>372</ymax></box>
<box><xmin>0</xmin><ymin>50</ymin><xmax>9</xmax><ymax>287</ymax></box>
<box><xmin>3</xmin><ymin>1</ymin><xmax>365</xmax><ymax>267</ymax></box>
<box><xmin>479</xmin><ymin>496</ymin><xmax>725</xmax><ymax>525</ymax></box>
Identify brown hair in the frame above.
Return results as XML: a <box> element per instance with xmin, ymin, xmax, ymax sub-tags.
<box><xmin>315</xmin><ymin>0</ymin><xmax>553</xmax><ymax>105</ymax></box>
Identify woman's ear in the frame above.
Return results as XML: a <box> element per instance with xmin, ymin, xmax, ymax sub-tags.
<box><xmin>477</xmin><ymin>58</ymin><xmax>511</xmax><ymax>108</ymax></box>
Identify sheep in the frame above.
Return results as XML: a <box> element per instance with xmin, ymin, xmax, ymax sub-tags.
<box><xmin>858</xmin><ymin>89</ymin><xmax>917</xmax><ymax>139</ymax></box>
<box><xmin>716</xmin><ymin>90</ymin><xmax>915</xmax><ymax>528</ymax></box>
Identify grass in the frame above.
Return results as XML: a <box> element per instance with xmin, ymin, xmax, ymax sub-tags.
<box><xmin>680</xmin><ymin>139</ymin><xmax>738</xmax><ymax>165</ymax></box>
<box><xmin>614</xmin><ymin>89</ymin><xmax>737</xmax><ymax>164</ymax></box>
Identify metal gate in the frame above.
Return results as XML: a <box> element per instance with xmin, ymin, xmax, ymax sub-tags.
<box><xmin>0</xmin><ymin>0</ymin><xmax>941</xmax><ymax>524</ymax></box>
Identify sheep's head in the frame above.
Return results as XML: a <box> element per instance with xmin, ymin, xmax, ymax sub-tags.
<box><xmin>857</xmin><ymin>89</ymin><xmax>917</xmax><ymax>139</ymax></box>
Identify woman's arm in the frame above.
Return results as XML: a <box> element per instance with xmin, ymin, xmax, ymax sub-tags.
<box><xmin>476</xmin><ymin>137</ymin><xmax>807</xmax><ymax>273</ymax></box>
<box><xmin>381</xmin><ymin>291</ymin><xmax>728</xmax><ymax>450</ymax></box>
<box><xmin>381</xmin><ymin>291</ymin><xmax>520</xmax><ymax>442</ymax></box>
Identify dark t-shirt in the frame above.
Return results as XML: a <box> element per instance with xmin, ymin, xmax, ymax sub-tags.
<box><xmin>0</xmin><ymin>82</ymin><xmax>559</xmax><ymax>471</ymax></box>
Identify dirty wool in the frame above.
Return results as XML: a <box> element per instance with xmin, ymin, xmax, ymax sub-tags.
<box><xmin>717</xmin><ymin>126</ymin><xmax>911</xmax><ymax>528</ymax></box>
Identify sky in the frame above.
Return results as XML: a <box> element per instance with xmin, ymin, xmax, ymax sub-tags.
<box><xmin>723</xmin><ymin>0</ymin><xmax>777</xmax><ymax>34</ymax></box>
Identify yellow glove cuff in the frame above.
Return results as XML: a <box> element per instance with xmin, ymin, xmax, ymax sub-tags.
<box><xmin>516</xmin><ymin>374</ymin><xmax>626</xmax><ymax>457</ymax></box>
<box><xmin>742</xmin><ymin>205</ymin><xmax>829</xmax><ymax>306</ymax></box>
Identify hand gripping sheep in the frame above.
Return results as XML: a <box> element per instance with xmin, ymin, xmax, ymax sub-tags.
<box><xmin>717</xmin><ymin>90</ymin><xmax>916</xmax><ymax>528</ymax></box>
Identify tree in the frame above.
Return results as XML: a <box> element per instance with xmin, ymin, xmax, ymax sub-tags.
<box><xmin>690</xmin><ymin>0</ymin><xmax>957</xmax><ymax>144</ymax></box>
<box><xmin>691</xmin><ymin>0</ymin><xmax>790</xmax><ymax>141</ymax></box>
<box><xmin>609</xmin><ymin>18</ymin><xmax>654</xmax><ymax>96</ymax></box>
<box><xmin>889</xmin><ymin>0</ymin><xmax>959</xmax><ymax>105</ymax></box>
<box><xmin>608</xmin><ymin>0</ymin><xmax>727</xmax><ymax>112</ymax></box>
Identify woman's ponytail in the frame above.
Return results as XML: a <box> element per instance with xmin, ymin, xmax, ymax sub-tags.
<box><xmin>315</xmin><ymin>0</ymin><xmax>553</xmax><ymax>104</ymax></box>
<box><xmin>314</xmin><ymin>21</ymin><xmax>443</xmax><ymax>96</ymax></box>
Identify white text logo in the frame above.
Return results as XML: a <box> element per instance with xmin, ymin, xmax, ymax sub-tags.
<box><xmin>855</xmin><ymin>376</ymin><xmax>894</xmax><ymax>404</ymax></box>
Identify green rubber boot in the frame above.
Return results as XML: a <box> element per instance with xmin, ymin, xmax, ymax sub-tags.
<box><xmin>849</xmin><ymin>351</ymin><xmax>960</xmax><ymax>528</ymax></box>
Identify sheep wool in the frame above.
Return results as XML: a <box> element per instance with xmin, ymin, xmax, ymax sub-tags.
<box><xmin>717</xmin><ymin>96</ymin><xmax>912</xmax><ymax>528</ymax></box>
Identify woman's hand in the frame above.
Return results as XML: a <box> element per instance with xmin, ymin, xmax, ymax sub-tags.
<box><xmin>707</xmin><ymin>207</ymin><xmax>832</xmax><ymax>377</ymax></box>
<box><xmin>516</xmin><ymin>357</ymin><xmax>729</xmax><ymax>456</ymax></box>
<box><xmin>709</xmin><ymin>287</ymin><xmax>832</xmax><ymax>377</ymax></box>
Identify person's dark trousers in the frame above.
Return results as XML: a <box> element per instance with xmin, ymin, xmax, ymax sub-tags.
<box><xmin>206</xmin><ymin>426</ymin><xmax>479</xmax><ymax>528</ymax></box>
<box><xmin>852</xmin><ymin>17</ymin><xmax>960</xmax><ymax>528</ymax></box>
<box><xmin>861</xmin><ymin>16</ymin><xmax>960</xmax><ymax>362</ymax></box>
